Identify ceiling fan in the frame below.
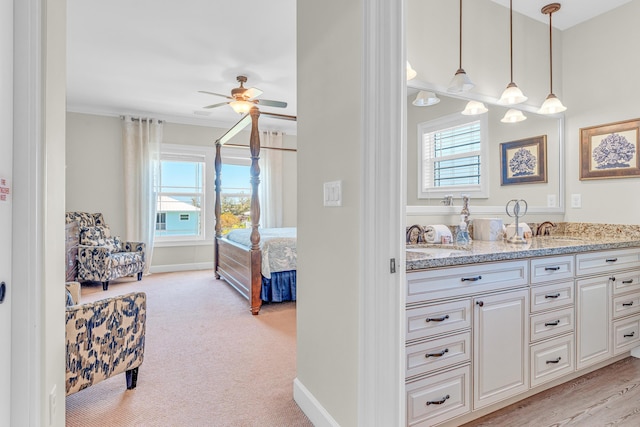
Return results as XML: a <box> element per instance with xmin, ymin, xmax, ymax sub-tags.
<box><xmin>199</xmin><ymin>75</ymin><xmax>288</xmax><ymax>114</ymax></box>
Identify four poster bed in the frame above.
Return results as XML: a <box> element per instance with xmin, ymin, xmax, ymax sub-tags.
<box><xmin>214</xmin><ymin>107</ymin><xmax>297</xmax><ymax>315</ymax></box>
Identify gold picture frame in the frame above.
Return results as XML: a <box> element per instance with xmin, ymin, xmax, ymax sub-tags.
<box><xmin>500</xmin><ymin>135</ymin><xmax>547</xmax><ymax>185</ymax></box>
<box><xmin>580</xmin><ymin>118</ymin><xmax>640</xmax><ymax>180</ymax></box>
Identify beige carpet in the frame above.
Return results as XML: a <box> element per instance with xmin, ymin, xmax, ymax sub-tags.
<box><xmin>65</xmin><ymin>270</ymin><xmax>312</xmax><ymax>427</ymax></box>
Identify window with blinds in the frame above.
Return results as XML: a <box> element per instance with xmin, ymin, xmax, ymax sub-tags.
<box><xmin>418</xmin><ymin>113</ymin><xmax>488</xmax><ymax>199</ymax></box>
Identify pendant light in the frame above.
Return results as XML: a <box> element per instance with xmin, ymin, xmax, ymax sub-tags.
<box><xmin>412</xmin><ymin>91</ymin><xmax>440</xmax><ymax>106</ymax></box>
<box><xmin>461</xmin><ymin>100</ymin><xmax>488</xmax><ymax>115</ymax></box>
<box><xmin>497</xmin><ymin>0</ymin><xmax>527</xmax><ymax>105</ymax></box>
<box><xmin>406</xmin><ymin>61</ymin><xmax>417</xmax><ymax>81</ymax></box>
<box><xmin>447</xmin><ymin>0</ymin><xmax>474</xmax><ymax>93</ymax></box>
<box><xmin>501</xmin><ymin>108</ymin><xmax>527</xmax><ymax>123</ymax></box>
<box><xmin>538</xmin><ymin>3</ymin><xmax>566</xmax><ymax>114</ymax></box>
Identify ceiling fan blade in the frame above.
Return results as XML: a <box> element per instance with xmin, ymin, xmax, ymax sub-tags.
<box><xmin>260</xmin><ymin>111</ymin><xmax>297</xmax><ymax>121</ymax></box>
<box><xmin>203</xmin><ymin>102</ymin><xmax>230</xmax><ymax>109</ymax></box>
<box><xmin>244</xmin><ymin>87</ymin><xmax>263</xmax><ymax>100</ymax></box>
<box><xmin>256</xmin><ymin>99</ymin><xmax>288</xmax><ymax>108</ymax></box>
<box><xmin>198</xmin><ymin>90</ymin><xmax>232</xmax><ymax>100</ymax></box>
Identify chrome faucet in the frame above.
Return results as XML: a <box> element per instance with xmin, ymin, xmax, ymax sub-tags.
<box><xmin>460</xmin><ymin>195</ymin><xmax>470</xmax><ymax>224</ymax></box>
<box><xmin>406</xmin><ymin>224</ymin><xmax>426</xmax><ymax>244</ymax></box>
<box><xmin>536</xmin><ymin>221</ymin><xmax>557</xmax><ymax>236</ymax></box>
<box><xmin>441</xmin><ymin>195</ymin><xmax>454</xmax><ymax>206</ymax></box>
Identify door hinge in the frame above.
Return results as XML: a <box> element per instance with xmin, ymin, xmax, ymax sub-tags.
<box><xmin>390</xmin><ymin>258</ymin><xmax>396</xmax><ymax>274</ymax></box>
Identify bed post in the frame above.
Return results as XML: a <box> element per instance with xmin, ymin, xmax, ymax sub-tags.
<box><xmin>214</xmin><ymin>140</ymin><xmax>222</xmax><ymax>279</ymax></box>
<box><xmin>249</xmin><ymin>107</ymin><xmax>263</xmax><ymax>315</ymax></box>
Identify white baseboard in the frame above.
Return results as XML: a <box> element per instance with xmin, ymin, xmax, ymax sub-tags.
<box><xmin>149</xmin><ymin>262</ymin><xmax>214</xmax><ymax>274</ymax></box>
<box><xmin>293</xmin><ymin>378</ymin><xmax>340</xmax><ymax>427</ymax></box>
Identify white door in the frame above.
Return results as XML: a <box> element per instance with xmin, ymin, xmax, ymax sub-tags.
<box><xmin>576</xmin><ymin>276</ymin><xmax>611</xmax><ymax>369</ymax></box>
<box><xmin>1</xmin><ymin>0</ymin><xmax>13</xmax><ymax>423</ymax></box>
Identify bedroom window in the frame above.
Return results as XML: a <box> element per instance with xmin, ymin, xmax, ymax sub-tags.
<box><xmin>220</xmin><ymin>161</ymin><xmax>251</xmax><ymax>235</ymax></box>
<box><xmin>418</xmin><ymin>112</ymin><xmax>489</xmax><ymax>199</ymax></box>
<box><xmin>155</xmin><ymin>144</ymin><xmax>214</xmax><ymax>244</ymax></box>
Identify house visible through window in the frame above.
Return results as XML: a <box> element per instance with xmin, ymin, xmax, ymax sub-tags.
<box><xmin>220</xmin><ymin>163</ymin><xmax>251</xmax><ymax>234</ymax></box>
<box><xmin>418</xmin><ymin>112</ymin><xmax>488</xmax><ymax>199</ymax></box>
<box><xmin>179</xmin><ymin>214</ymin><xmax>190</xmax><ymax>221</ymax></box>
<box><xmin>156</xmin><ymin>212</ymin><xmax>167</xmax><ymax>231</ymax></box>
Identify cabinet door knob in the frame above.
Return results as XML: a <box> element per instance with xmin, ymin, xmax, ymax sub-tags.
<box><xmin>476</xmin><ymin>301</ymin><xmax>484</xmax><ymax>307</ymax></box>
<box><xmin>426</xmin><ymin>394</ymin><xmax>450</xmax><ymax>406</ymax></box>
<box><xmin>425</xmin><ymin>315</ymin><xmax>449</xmax><ymax>323</ymax></box>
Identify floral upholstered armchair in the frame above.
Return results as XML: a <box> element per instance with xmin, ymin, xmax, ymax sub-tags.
<box><xmin>65</xmin><ymin>212</ymin><xmax>145</xmax><ymax>291</ymax></box>
<box><xmin>65</xmin><ymin>282</ymin><xmax>146</xmax><ymax>396</ymax></box>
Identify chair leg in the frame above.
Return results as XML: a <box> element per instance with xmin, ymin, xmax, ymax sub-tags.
<box><xmin>102</xmin><ymin>281</ymin><xmax>109</xmax><ymax>291</ymax></box>
<box><xmin>137</xmin><ymin>272</ymin><xmax>142</xmax><ymax>281</ymax></box>
<box><xmin>126</xmin><ymin>367</ymin><xmax>139</xmax><ymax>390</ymax></box>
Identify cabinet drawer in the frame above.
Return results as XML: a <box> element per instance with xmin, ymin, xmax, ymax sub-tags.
<box><xmin>407</xmin><ymin>260</ymin><xmax>528</xmax><ymax>303</ymax></box>
<box><xmin>530</xmin><ymin>255</ymin><xmax>575</xmax><ymax>284</ymax></box>
<box><xmin>613</xmin><ymin>315</ymin><xmax>640</xmax><ymax>355</ymax></box>
<box><xmin>406</xmin><ymin>365</ymin><xmax>471</xmax><ymax>427</ymax></box>
<box><xmin>612</xmin><ymin>270</ymin><xmax>640</xmax><ymax>295</ymax></box>
<box><xmin>530</xmin><ymin>281</ymin><xmax>574</xmax><ymax>313</ymax></box>
<box><xmin>406</xmin><ymin>300</ymin><xmax>471</xmax><ymax>341</ymax></box>
<box><xmin>576</xmin><ymin>248</ymin><xmax>640</xmax><ymax>277</ymax></box>
<box><xmin>530</xmin><ymin>307</ymin><xmax>574</xmax><ymax>343</ymax></box>
<box><xmin>530</xmin><ymin>334</ymin><xmax>574</xmax><ymax>388</ymax></box>
<box><xmin>612</xmin><ymin>291</ymin><xmax>640</xmax><ymax>319</ymax></box>
<box><xmin>406</xmin><ymin>332</ymin><xmax>471</xmax><ymax>379</ymax></box>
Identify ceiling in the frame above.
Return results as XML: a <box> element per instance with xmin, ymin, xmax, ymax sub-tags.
<box><xmin>66</xmin><ymin>1</ymin><xmax>630</xmax><ymax>135</ymax></box>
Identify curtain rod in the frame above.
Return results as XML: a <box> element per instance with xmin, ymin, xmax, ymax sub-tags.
<box><xmin>120</xmin><ymin>115</ymin><xmax>164</xmax><ymax>123</ymax></box>
<box><xmin>222</xmin><ymin>142</ymin><xmax>297</xmax><ymax>152</ymax></box>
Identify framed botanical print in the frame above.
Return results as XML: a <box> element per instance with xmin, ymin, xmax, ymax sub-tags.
<box><xmin>500</xmin><ymin>135</ymin><xmax>547</xmax><ymax>185</ymax></box>
<box><xmin>580</xmin><ymin>118</ymin><xmax>640</xmax><ymax>180</ymax></box>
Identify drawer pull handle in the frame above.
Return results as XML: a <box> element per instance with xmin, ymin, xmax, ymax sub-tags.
<box><xmin>545</xmin><ymin>293</ymin><xmax>561</xmax><ymax>299</ymax></box>
<box><xmin>623</xmin><ymin>279</ymin><xmax>634</xmax><ymax>284</ymax></box>
<box><xmin>624</xmin><ymin>332</ymin><xmax>636</xmax><ymax>338</ymax></box>
<box><xmin>623</xmin><ymin>302</ymin><xmax>634</xmax><ymax>307</ymax></box>
<box><xmin>426</xmin><ymin>395</ymin><xmax>450</xmax><ymax>406</ymax></box>
<box><xmin>545</xmin><ymin>266</ymin><xmax>561</xmax><ymax>271</ymax></box>
<box><xmin>425</xmin><ymin>348</ymin><xmax>449</xmax><ymax>358</ymax></box>
<box><xmin>461</xmin><ymin>276</ymin><xmax>482</xmax><ymax>282</ymax></box>
<box><xmin>606</xmin><ymin>258</ymin><xmax>618</xmax><ymax>263</ymax></box>
<box><xmin>425</xmin><ymin>315</ymin><xmax>449</xmax><ymax>323</ymax></box>
<box><xmin>545</xmin><ymin>320</ymin><xmax>561</xmax><ymax>327</ymax></box>
<box><xmin>546</xmin><ymin>357</ymin><xmax>562</xmax><ymax>364</ymax></box>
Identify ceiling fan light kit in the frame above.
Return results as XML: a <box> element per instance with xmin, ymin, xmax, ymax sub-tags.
<box><xmin>200</xmin><ymin>75</ymin><xmax>287</xmax><ymax>114</ymax></box>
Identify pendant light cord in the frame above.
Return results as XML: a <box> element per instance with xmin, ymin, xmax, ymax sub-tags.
<box><xmin>509</xmin><ymin>0</ymin><xmax>513</xmax><ymax>83</ymax></box>
<box><xmin>548</xmin><ymin>10</ymin><xmax>553</xmax><ymax>93</ymax></box>
<box><xmin>458</xmin><ymin>0</ymin><xmax>463</xmax><ymax>70</ymax></box>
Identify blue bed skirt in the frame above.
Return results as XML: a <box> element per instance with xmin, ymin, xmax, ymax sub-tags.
<box><xmin>261</xmin><ymin>270</ymin><xmax>296</xmax><ymax>302</ymax></box>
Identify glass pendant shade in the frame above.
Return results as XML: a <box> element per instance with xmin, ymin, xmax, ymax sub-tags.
<box><xmin>230</xmin><ymin>100</ymin><xmax>253</xmax><ymax>114</ymax></box>
<box><xmin>501</xmin><ymin>108</ymin><xmax>527</xmax><ymax>123</ymax></box>
<box><xmin>412</xmin><ymin>91</ymin><xmax>440</xmax><ymax>107</ymax></box>
<box><xmin>497</xmin><ymin>82</ymin><xmax>528</xmax><ymax>105</ymax></box>
<box><xmin>448</xmin><ymin>69</ymin><xmax>475</xmax><ymax>93</ymax></box>
<box><xmin>461</xmin><ymin>100</ymin><xmax>488</xmax><ymax>115</ymax></box>
<box><xmin>406</xmin><ymin>61</ymin><xmax>417</xmax><ymax>81</ymax></box>
<box><xmin>538</xmin><ymin>93</ymin><xmax>566</xmax><ymax>114</ymax></box>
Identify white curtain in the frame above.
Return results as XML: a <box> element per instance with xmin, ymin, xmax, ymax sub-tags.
<box><xmin>258</xmin><ymin>131</ymin><xmax>284</xmax><ymax>228</ymax></box>
<box><xmin>122</xmin><ymin>116</ymin><xmax>163</xmax><ymax>274</ymax></box>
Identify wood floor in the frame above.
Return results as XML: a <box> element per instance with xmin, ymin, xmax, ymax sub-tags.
<box><xmin>462</xmin><ymin>356</ymin><xmax>640</xmax><ymax>426</ymax></box>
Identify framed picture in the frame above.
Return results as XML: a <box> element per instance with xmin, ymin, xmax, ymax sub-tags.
<box><xmin>580</xmin><ymin>118</ymin><xmax>640</xmax><ymax>180</ymax></box>
<box><xmin>500</xmin><ymin>135</ymin><xmax>547</xmax><ymax>185</ymax></box>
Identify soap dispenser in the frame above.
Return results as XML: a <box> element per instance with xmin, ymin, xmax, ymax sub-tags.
<box><xmin>456</xmin><ymin>214</ymin><xmax>470</xmax><ymax>245</ymax></box>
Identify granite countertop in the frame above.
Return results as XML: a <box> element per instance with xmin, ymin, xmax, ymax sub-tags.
<box><xmin>406</xmin><ymin>235</ymin><xmax>640</xmax><ymax>271</ymax></box>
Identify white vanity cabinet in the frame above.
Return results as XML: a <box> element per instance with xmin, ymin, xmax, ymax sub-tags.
<box><xmin>472</xmin><ymin>289</ymin><xmax>529</xmax><ymax>409</ymax></box>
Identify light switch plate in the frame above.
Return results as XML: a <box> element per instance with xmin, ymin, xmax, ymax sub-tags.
<box><xmin>547</xmin><ymin>194</ymin><xmax>556</xmax><ymax>208</ymax></box>
<box><xmin>323</xmin><ymin>180</ymin><xmax>342</xmax><ymax>207</ymax></box>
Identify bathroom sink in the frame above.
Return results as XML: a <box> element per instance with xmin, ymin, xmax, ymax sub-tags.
<box><xmin>406</xmin><ymin>247</ymin><xmax>471</xmax><ymax>257</ymax></box>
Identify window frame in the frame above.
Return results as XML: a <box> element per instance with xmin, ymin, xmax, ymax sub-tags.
<box><xmin>154</xmin><ymin>144</ymin><xmax>213</xmax><ymax>246</ymax></box>
<box><xmin>417</xmin><ymin>112</ymin><xmax>489</xmax><ymax>199</ymax></box>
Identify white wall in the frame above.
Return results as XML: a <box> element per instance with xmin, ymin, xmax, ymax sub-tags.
<box><xmin>296</xmin><ymin>1</ymin><xmax>363</xmax><ymax>425</ymax></box>
<box><xmin>66</xmin><ymin>112</ymin><xmax>298</xmax><ymax>271</ymax></box>
<box><xmin>562</xmin><ymin>0</ymin><xmax>640</xmax><ymax>225</ymax></box>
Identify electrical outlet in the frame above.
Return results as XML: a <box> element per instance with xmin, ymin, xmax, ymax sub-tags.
<box><xmin>571</xmin><ymin>193</ymin><xmax>582</xmax><ymax>208</ymax></box>
<box><xmin>547</xmin><ymin>194</ymin><xmax>556</xmax><ymax>208</ymax></box>
<box><xmin>49</xmin><ymin>385</ymin><xmax>57</xmax><ymax>425</ymax></box>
